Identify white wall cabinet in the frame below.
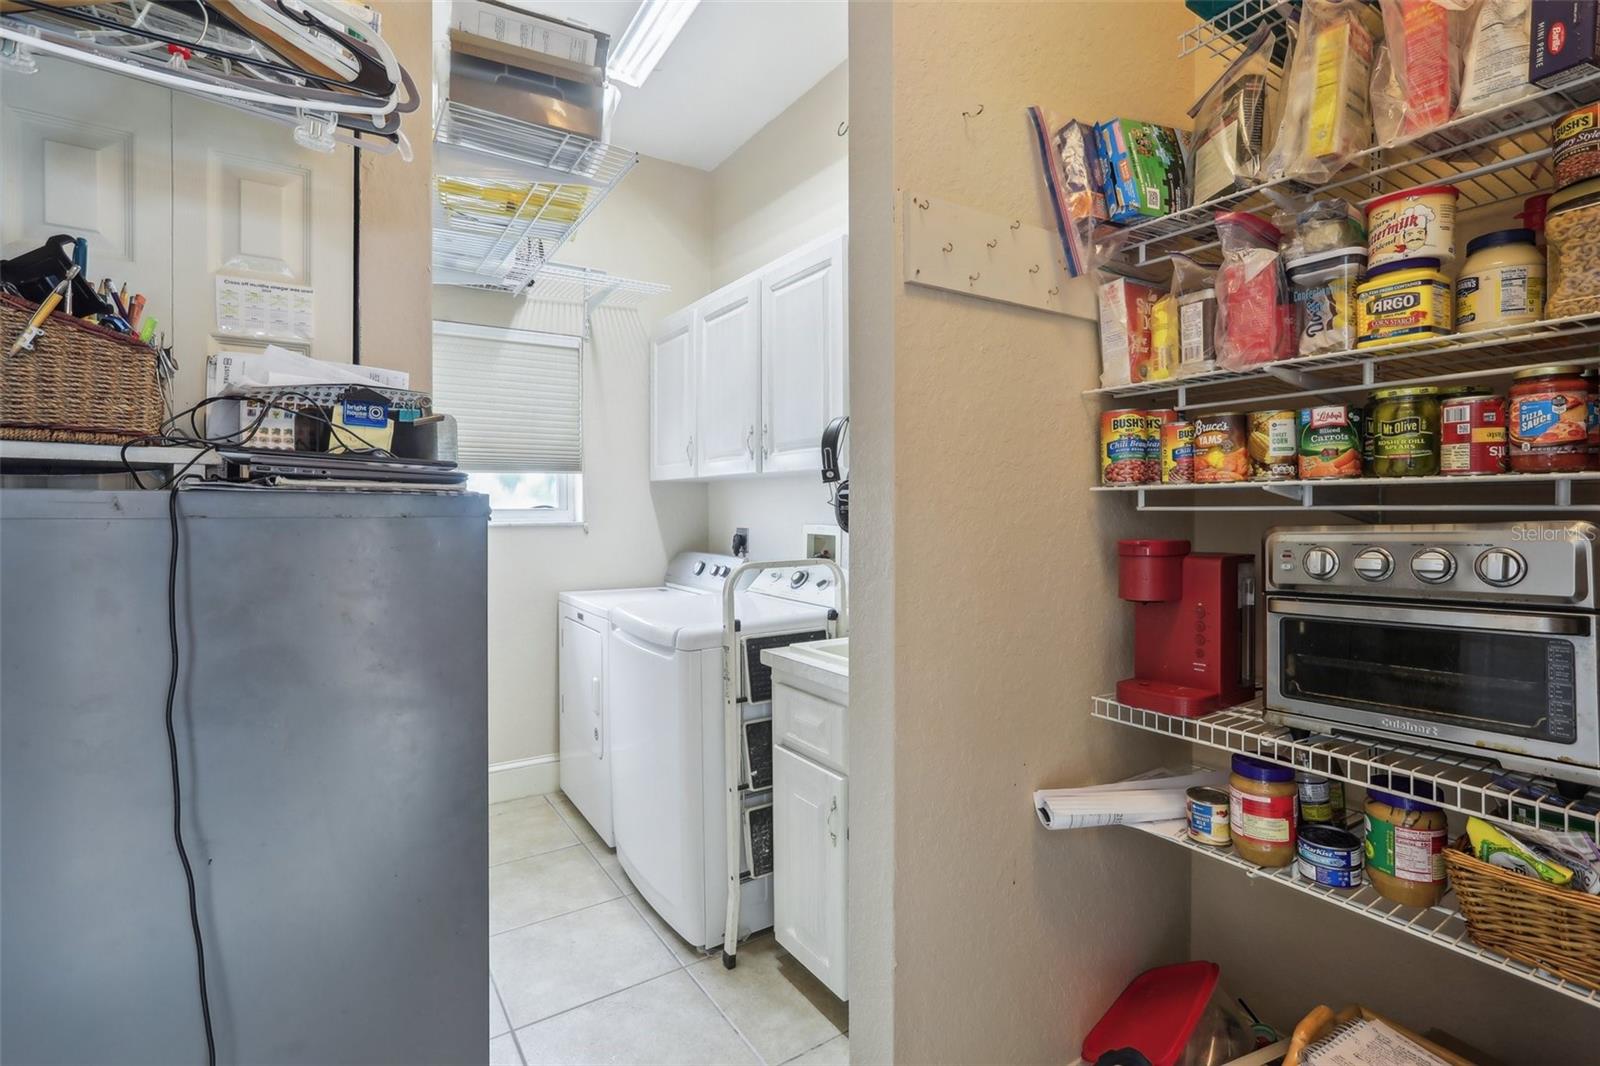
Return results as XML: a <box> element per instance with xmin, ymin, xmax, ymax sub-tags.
<box><xmin>649</xmin><ymin>232</ymin><xmax>846</xmax><ymax>482</ymax></box>
<box><xmin>772</xmin><ymin>744</ymin><xmax>848</xmax><ymax>1000</ymax></box>
<box><xmin>650</xmin><ymin>308</ymin><xmax>698</xmax><ymax>481</ymax></box>
<box><xmin>695</xmin><ymin>279</ymin><xmax>762</xmax><ymax>478</ymax></box>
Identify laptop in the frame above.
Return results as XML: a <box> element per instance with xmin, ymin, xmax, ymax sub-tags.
<box><xmin>216</xmin><ymin>448</ymin><xmax>469</xmax><ymax>485</ymax></box>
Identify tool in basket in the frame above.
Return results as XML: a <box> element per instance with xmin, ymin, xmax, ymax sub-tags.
<box><xmin>6</xmin><ymin>265</ymin><xmax>79</xmax><ymax>358</ymax></box>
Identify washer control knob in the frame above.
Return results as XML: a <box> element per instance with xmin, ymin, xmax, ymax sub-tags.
<box><xmin>1475</xmin><ymin>548</ymin><xmax>1527</xmax><ymax>587</ymax></box>
<box><xmin>1303</xmin><ymin>547</ymin><xmax>1340</xmax><ymax>580</ymax></box>
<box><xmin>694</xmin><ymin>561</ymin><xmax>707</xmax><ymax>575</ymax></box>
<box><xmin>1352</xmin><ymin>548</ymin><xmax>1394</xmax><ymax>581</ymax></box>
<box><xmin>815</xmin><ymin>577</ymin><xmax>830</xmax><ymax>589</ymax></box>
<box><xmin>789</xmin><ymin>570</ymin><xmax>809</xmax><ymax>589</ymax></box>
<box><xmin>1411</xmin><ymin>548</ymin><xmax>1457</xmax><ymax>583</ymax></box>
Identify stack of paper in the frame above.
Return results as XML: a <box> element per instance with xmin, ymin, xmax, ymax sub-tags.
<box><xmin>1034</xmin><ymin>768</ymin><xmax>1226</xmax><ymax>830</ymax></box>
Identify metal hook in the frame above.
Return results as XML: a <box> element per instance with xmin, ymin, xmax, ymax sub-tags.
<box><xmin>1047</xmin><ymin>286</ymin><xmax>1059</xmax><ymax>297</ymax></box>
<box><xmin>1010</xmin><ymin>219</ymin><xmax>1022</xmax><ymax>230</ymax></box>
<box><xmin>1029</xmin><ymin>264</ymin><xmax>1040</xmax><ymax>274</ymax></box>
<box><xmin>968</xmin><ymin>272</ymin><xmax>980</xmax><ymax>285</ymax></box>
<box><xmin>837</xmin><ymin>121</ymin><xmax>848</xmax><ymax>137</ymax></box>
<box><xmin>962</xmin><ymin>104</ymin><xmax>984</xmax><ymax>119</ymax></box>
<box><xmin>986</xmin><ymin>238</ymin><xmax>998</xmax><ymax>249</ymax></box>
<box><xmin>942</xmin><ymin>242</ymin><xmax>953</xmax><ymax>253</ymax></box>
<box><xmin>914</xmin><ymin>197</ymin><xmax>930</xmax><ymax>210</ymax></box>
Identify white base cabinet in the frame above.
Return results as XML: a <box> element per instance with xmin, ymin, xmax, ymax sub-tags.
<box><xmin>650</xmin><ymin>232</ymin><xmax>846</xmax><ymax>482</ymax></box>
<box><xmin>772</xmin><ymin>745</ymin><xmax>848</xmax><ymax>1000</ymax></box>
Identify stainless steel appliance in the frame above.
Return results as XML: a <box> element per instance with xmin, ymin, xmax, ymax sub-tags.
<box><xmin>1264</xmin><ymin>521</ymin><xmax>1600</xmax><ymax>788</ymax></box>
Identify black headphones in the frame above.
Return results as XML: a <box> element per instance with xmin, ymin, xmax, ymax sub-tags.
<box><xmin>821</xmin><ymin>415</ymin><xmax>849</xmax><ymax>533</ymax></box>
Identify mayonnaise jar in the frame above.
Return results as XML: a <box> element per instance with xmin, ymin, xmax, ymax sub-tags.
<box><xmin>1456</xmin><ymin>228</ymin><xmax>1546</xmax><ymax>332</ymax></box>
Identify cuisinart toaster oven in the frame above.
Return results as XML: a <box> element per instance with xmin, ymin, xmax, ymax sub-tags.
<box><xmin>1264</xmin><ymin>521</ymin><xmax>1600</xmax><ymax>788</ymax></box>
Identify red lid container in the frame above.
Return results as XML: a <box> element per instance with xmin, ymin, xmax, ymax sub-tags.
<box><xmin>1082</xmin><ymin>961</ymin><xmax>1221</xmax><ymax>1066</ymax></box>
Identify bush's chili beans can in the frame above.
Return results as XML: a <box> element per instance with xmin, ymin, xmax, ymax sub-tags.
<box><xmin>1439</xmin><ymin>389</ymin><xmax>1508</xmax><ymax>476</ymax></box>
<box><xmin>1161</xmin><ymin>419</ymin><xmax>1195</xmax><ymax>483</ymax></box>
<box><xmin>1101</xmin><ymin>409</ymin><xmax>1151</xmax><ymax>484</ymax></box>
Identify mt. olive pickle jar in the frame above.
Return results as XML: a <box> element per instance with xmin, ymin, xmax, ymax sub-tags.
<box><xmin>1371</xmin><ymin>386</ymin><xmax>1441</xmax><ymax>477</ymax></box>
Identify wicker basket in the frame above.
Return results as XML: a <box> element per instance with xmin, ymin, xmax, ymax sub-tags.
<box><xmin>1444</xmin><ymin>837</ymin><xmax>1600</xmax><ymax>992</ymax></box>
<box><xmin>1</xmin><ymin>293</ymin><xmax>163</xmax><ymax>444</ymax></box>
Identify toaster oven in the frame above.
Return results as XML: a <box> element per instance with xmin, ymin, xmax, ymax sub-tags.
<box><xmin>1264</xmin><ymin>522</ymin><xmax>1600</xmax><ymax>788</ymax></box>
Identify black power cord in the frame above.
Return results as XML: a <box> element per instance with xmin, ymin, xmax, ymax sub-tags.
<box><xmin>166</xmin><ymin>485</ymin><xmax>217</xmax><ymax>1066</ymax></box>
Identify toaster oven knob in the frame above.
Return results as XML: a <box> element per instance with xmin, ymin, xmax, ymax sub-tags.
<box><xmin>1303</xmin><ymin>547</ymin><xmax>1339</xmax><ymax>580</ymax></box>
<box><xmin>1352</xmin><ymin>548</ymin><xmax>1394</xmax><ymax>581</ymax></box>
<box><xmin>1411</xmin><ymin>548</ymin><xmax>1457</xmax><ymax>583</ymax></box>
<box><xmin>1475</xmin><ymin>547</ymin><xmax>1527</xmax><ymax>587</ymax></box>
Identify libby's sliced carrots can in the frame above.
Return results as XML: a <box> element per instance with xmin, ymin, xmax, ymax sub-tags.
<box><xmin>1297</xmin><ymin>405</ymin><xmax>1364</xmax><ymax>480</ymax></box>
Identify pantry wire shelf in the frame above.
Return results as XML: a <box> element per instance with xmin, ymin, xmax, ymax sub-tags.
<box><xmin>1110</xmin><ymin>72</ymin><xmax>1600</xmax><ymax>268</ymax></box>
<box><xmin>1127</xmin><ymin>818</ymin><xmax>1600</xmax><ymax>1010</ymax></box>
<box><xmin>1092</xmin><ymin>696</ymin><xmax>1600</xmax><ymax>844</ymax></box>
<box><xmin>1091</xmin><ymin>472</ymin><xmax>1600</xmax><ymax>513</ymax></box>
<box><xmin>1178</xmin><ymin>0</ymin><xmax>1299</xmax><ymax>62</ymax></box>
<box><xmin>1085</xmin><ymin>313</ymin><xmax>1600</xmax><ymax>408</ymax></box>
<box><xmin>432</xmin><ymin>101</ymin><xmax>638</xmax><ymax>291</ymax></box>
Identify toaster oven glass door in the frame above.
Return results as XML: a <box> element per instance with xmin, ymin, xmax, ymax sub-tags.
<box><xmin>1271</xmin><ymin>598</ymin><xmax>1589</xmax><ymax>744</ymax></box>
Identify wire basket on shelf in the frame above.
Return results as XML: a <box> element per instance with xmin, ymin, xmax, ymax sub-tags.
<box><xmin>1444</xmin><ymin>839</ymin><xmax>1600</xmax><ymax>992</ymax></box>
<box><xmin>1</xmin><ymin>293</ymin><xmax>163</xmax><ymax>444</ymax></box>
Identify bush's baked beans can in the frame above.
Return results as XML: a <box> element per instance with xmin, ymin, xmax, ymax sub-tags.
<box><xmin>1101</xmin><ymin>409</ymin><xmax>1151</xmax><ymax>485</ymax></box>
<box><xmin>1440</xmin><ymin>389</ymin><xmax>1508</xmax><ymax>476</ymax></box>
<box><xmin>1161</xmin><ymin>419</ymin><xmax>1195</xmax><ymax>483</ymax></box>
<box><xmin>1144</xmin><ymin>409</ymin><xmax>1177</xmax><ymax>482</ymax></box>
<box><xmin>1193</xmin><ymin>413</ymin><xmax>1249</xmax><ymax>483</ymax></box>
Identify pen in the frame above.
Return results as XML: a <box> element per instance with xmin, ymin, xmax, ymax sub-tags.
<box><xmin>110</xmin><ymin>285</ymin><xmax>128</xmax><ymax>319</ymax></box>
<box><xmin>127</xmin><ymin>293</ymin><xmax>145</xmax><ymax>328</ymax></box>
<box><xmin>72</xmin><ymin>237</ymin><xmax>88</xmax><ymax>274</ymax></box>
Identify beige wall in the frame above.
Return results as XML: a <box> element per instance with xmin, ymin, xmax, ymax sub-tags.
<box><xmin>360</xmin><ymin>0</ymin><xmax>434</xmax><ymax>391</ymax></box>
<box><xmin>703</xmin><ymin>62</ymin><xmax>850</xmax><ymax>560</ymax></box>
<box><xmin>434</xmin><ymin>156</ymin><xmax>714</xmax><ymax>768</ymax></box>
<box><xmin>849</xmin><ymin>3</ymin><xmax>1199</xmax><ymax>1061</ymax></box>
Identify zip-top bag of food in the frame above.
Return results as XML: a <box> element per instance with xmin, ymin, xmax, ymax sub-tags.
<box><xmin>1264</xmin><ymin>0</ymin><xmax>1386</xmax><ymax>184</ymax></box>
<box><xmin>1372</xmin><ymin>0</ymin><xmax>1474</xmax><ymax>146</ymax></box>
<box><xmin>1187</xmin><ymin>25</ymin><xmax>1279</xmax><ymax>206</ymax></box>
<box><xmin>1215</xmin><ymin>211</ymin><xmax>1298</xmax><ymax>369</ymax></box>
<box><xmin>1457</xmin><ymin>0</ymin><xmax>1536</xmax><ymax>115</ymax></box>
<box><xmin>1029</xmin><ymin>108</ymin><xmax>1119</xmax><ymax>277</ymax></box>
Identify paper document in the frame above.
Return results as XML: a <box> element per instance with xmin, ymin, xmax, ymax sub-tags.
<box><xmin>1303</xmin><ymin>1019</ymin><xmax>1452</xmax><ymax>1066</ymax></box>
<box><xmin>215</xmin><ymin>276</ymin><xmax>315</xmax><ymax>341</ymax></box>
<box><xmin>1034</xmin><ymin>768</ymin><xmax>1226</xmax><ymax>830</ymax></box>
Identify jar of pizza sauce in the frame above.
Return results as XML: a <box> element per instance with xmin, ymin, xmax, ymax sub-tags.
<box><xmin>1509</xmin><ymin>365</ymin><xmax>1590</xmax><ymax>473</ymax></box>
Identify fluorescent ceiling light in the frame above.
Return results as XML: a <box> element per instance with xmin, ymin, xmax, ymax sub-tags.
<box><xmin>609</xmin><ymin>0</ymin><xmax>700</xmax><ymax>87</ymax></box>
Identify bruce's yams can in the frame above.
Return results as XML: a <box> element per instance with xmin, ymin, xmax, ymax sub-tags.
<box><xmin>1193</xmin><ymin>413</ymin><xmax>1249</xmax><ymax>483</ymax></box>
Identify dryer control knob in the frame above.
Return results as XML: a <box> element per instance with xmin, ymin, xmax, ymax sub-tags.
<box><xmin>1411</xmin><ymin>548</ymin><xmax>1457</xmax><ymax>583</ymax></box>
<box><xmin>1475</xmin><ymin>548</ymin><xmax>1526</xmax><ymax>587</ymax></box>
<box><xmin>1352</xmin><ymin>548</ymin><xmax>1393</xmax><ymax>581</ymax></box>
<box><xmin>1303</xmin><ymin>547</ymin><xmax>1340</xmax><ymax>580</ymax></box>
<box><xmin>789</xmin><ymin>570</ymin><xmax>809</xmax><ymax>589</ymax></box>
<box><xmin>694</xmin><ymin>561</ymin><xmax>707</xmax><ymax>575</ymax></box>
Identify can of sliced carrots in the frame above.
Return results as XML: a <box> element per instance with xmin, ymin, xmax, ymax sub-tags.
<box><xmin>1297</xmin><ymin>405</ymin><xmax>1364</xmax><ymax>479</ymax></box>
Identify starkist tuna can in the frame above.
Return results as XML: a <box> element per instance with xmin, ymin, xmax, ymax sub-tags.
<box><xmin>1296</xmin><ymin>824</ymin><xmax>1364</xmax><ymax>889</ymax></box>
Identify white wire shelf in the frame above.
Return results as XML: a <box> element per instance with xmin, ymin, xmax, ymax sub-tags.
<box><xmin>1178</xmin><ymin>0</ymin><xmax>1298</xmax><ymax>61</ymax></box>
<box><xmin>525</xmin><ymin>263</ymin><xmax>670</xmax><ymax>308</ymax></box>
<box><xmin>1086</xmin><ymin>314</ymin><xmax>1600</xmax><ymax>409</ymax></box>
<box><xmin>1092</xmin><ymin>471</ymin><xmax>1600</xmax><ymax>512</ymax></box>
<box><xmin>1091</xmin><ymin>696</ymin><xmax>1600</xmax><ymax>844</ymax></box>
<box><xmin>432</xmin><ymin>101</ymin><xmax>638</xmax><ymax>292</ymax></box>
<box><xmin>1110</xmin><ymin>72</ymin><xmax>1600</xmax><ymax>268</ymax></box>
<box><xmin>1126</xmin><ymin>817</ymin><xmax>1600</xmax><ymax>1011</ymax></box>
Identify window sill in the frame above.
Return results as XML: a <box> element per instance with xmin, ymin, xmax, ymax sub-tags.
<box><xmin>489</xmin><ymin>515</ymin><xmax>587</xmax><ymax>529</ymax></box>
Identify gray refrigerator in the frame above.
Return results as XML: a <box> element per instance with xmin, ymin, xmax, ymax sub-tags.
<box><xmin>0</xmin><ymin>486</ymin><xmax>489</xmax><ymax>1065</ymax></box>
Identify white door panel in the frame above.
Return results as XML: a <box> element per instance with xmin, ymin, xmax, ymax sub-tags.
<box><xmin>695</xmin><ymin>279</ymin><xmax>760</xmax><ymax>478</ymax></box>
<box><xmin>773</xmin><ymin>745</ymin><xmax>848</xmax><ymax>999</ymax></box>
<box><xmin>172</xmin><ymin>94</ymin><xmax>353</xmax><ymax>414</ymax></box>
<box><xmin>559</xmin><ymin>614</ymin><xmax>613</xmax><ymax>846</ymax></box>
<box><xmin>760</xmin><ymin>234</ymin><xmax>846</xmax><ymax>473</ymax></box>
<box><xmin>650</xmin><ymin>309</ymin><xmax>696</xmax><ymax>480</ymax></box>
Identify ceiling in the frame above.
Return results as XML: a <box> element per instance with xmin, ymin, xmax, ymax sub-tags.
<box><xmin>512</xmin><ymin>1</ymin><xmax>847</xmax><ymax>171</ymax></box>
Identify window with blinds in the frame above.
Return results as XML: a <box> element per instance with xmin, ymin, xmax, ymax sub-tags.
<box><xmin>432</xmin><ymin>320</ymin><xmax>584</xmax><ymax>474</ymax></box>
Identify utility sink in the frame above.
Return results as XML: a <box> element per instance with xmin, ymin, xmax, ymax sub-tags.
<box><xmin>791</xmin><ymin>637</ymin><xmax>848</xmax><ymax>671</ymax></box>
<box><xmin>761</xmin><ymin>637</ymin><xmax>848</xmax><ymax>703</ymax></box>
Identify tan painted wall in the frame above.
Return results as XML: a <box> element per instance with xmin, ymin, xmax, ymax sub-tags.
<box><xmin>433</xmin><ymin>156</ymin><xmax>714</xmax><ymax>767</ymax></box>
<box><xmin>359</xmin><ymin>0</ymin><xmax>434</xmax><ymax>391</ymax></box>
<box><xmin>849</xmin><ymin>3</ymin><xmax>1201</xmax><ymax>1061</ymax></box>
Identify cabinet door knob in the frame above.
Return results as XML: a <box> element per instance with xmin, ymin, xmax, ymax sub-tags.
<box><xmin>746</xmin><ymin>426</ymin><xmax>755</xmax><ymax>458</ymax></box>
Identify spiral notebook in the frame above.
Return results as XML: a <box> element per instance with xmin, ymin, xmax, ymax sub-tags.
<box><xmin>1302</xmin><ymin>1018</ymin><xmax>1452</xmax><ymax>1066</ymax></box>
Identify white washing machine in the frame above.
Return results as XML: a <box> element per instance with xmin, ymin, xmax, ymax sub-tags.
<box><xmin>557</xmin><ymin>553</ymin><xmax>739</xmax><ymax>847</ymax></box>
<box><xmin>608</xmin><ymin>564</ymin><xmax>840</xmax><ymax>951</ymax></box>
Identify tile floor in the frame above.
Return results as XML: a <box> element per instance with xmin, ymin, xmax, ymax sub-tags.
<box><xmin>488</xmin><ymin>792</ymin><xmax>848</xmax><ymax>1066</ymax></box>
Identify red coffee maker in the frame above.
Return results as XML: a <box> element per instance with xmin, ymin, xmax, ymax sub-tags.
<box><xmin>1117</xmin><ymin>539</ymin><xmax>1255</xmax><ymax>717</ymax></box>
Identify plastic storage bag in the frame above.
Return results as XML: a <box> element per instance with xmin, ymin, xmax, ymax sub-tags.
<box><xmin>1215</xmin><ymin>211</ymin><xmax>1298</xmax><ymax>369</ymax></box>
<box><xmin>1171</xmin><ymin>254</ymin><xmax>1220</xmax><ymax>378</ymax></box>
<box><xmin>1187</xmin><ymin>25</ymin><xmax>1278</xmax><ymax>205</ymax></box>
<box><xmin>1372</xmin><ymin>0</ymin><xmax>1473</xmax><ymax>145</ymax></box>
<box><xmin>1458</xmin><ymin>0</ymin><xmax>1535</xmax><ymax>114</ymax></box>
<box><xmin>1265</xmin><ymin>0</ymin><xmax>1385</xmax><ymax>184</ymax></box>
<box><xmin>1029</xmin><ymin>107</ymin><xmax>1109</xmax><ymax>277</ymax></box>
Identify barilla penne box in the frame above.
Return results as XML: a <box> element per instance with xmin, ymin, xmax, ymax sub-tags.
<box><xmin>1096</xmin><ymin>119</ymin><xmax>1190</xmax><ymax>224</ymax></box>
